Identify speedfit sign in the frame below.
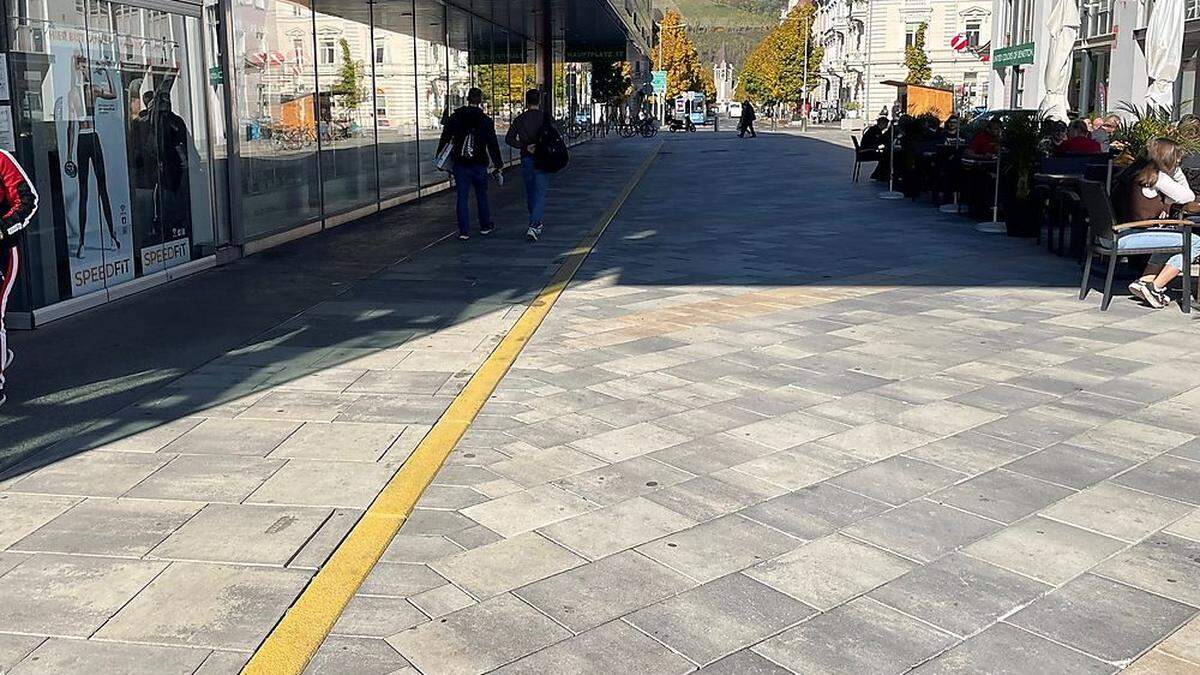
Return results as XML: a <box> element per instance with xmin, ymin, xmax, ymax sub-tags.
<box><xmin>991</xmin><ymin>42</ymin><xmax>1035</xmax><ymax>70</ymax></box>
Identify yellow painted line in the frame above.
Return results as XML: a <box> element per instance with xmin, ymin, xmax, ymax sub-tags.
<box><xmin>242</xmin><ymin>141</ymin><xmax>662</xmax><ymax>675</ymax></box>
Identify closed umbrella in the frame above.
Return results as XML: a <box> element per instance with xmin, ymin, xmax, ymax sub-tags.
<box><xmin>1145</xmin><ymin>0</ymin><xmax>1185</xmax><ymax>112</ymax></box>
<box><xmin>1039</xmin><ymin>0</ymin><xmax>1080</xmax><ymax>121</ymax></box>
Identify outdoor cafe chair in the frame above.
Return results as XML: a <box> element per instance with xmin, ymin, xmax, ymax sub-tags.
<box><xmin>1077</xmin><ymin>179</ymin><xmax>1193</xmax><ymax>312</ymax></box>
<box><xmin>1034</xmin><ymin>154</ymin><xmax>1106</xmax><ymax>255</ymax></box>
<box><xmin>851</xmin><ymin>135</ymin><xmax>880</xmax><ymax>183</ymax></box>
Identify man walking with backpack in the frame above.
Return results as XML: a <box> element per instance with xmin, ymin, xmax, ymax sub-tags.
<box><xmin>437</xmin><ymin>87</ymin><xmax>504</xmax><ymax>240</ymax></box>
<box><xmin>506</xmin><ymin>89</ymin><xmax>553</xmax><ymax>242</ymax></box>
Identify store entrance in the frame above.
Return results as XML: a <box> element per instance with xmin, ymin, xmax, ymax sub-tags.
<box><xmin>5</xmin><ymin>0</ymin><xmax>214</xmax><ymax>309</ymax></box>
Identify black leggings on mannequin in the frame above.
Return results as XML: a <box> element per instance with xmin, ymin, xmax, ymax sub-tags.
<box><xmin>76</xmin><ymin>132</ymin><xmax>117</xmax><ymax>256</ymax></box>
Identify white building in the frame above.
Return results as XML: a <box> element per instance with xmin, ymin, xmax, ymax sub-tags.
<box><xmin>990</xmin><ymin>0</ymin><xmax>1198</xmax><ymax>117</ymax></box>
<box><xmin>786</xmin><ymin>0</ymin><xmax>993</xmax><ymax>119</ymax></box>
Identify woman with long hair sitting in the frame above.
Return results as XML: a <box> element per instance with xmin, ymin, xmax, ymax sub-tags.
<box><xmin>1123</xmin><ymin>137</ymin><xmax>1199</xmax><ymax>309</ymax></box>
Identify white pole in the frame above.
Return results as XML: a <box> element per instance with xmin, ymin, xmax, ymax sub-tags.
<box><xmin>879</xmin><ymin>121</ymin><xmax>904</xmax><ymax>199</ymax></box>
<box><xmin>940</xmin><ymin>84</ymin><xmax>964</xmax><ymax>213</ymax></box>
<box><xmin>976</xmin><ymin>143</ymin><xmax>1007</xmax><ymax>233</ymax></box>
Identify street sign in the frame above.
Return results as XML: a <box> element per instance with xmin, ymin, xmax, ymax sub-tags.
<box><xmin>991</xmin><ymin>42</ymin><xmax>1035</xmax><ymax>70</ymax></box>
<box><xmin>651</xmin><ymin>70</ymin><xmax>667</xmax><ymax>96</ymax></box>
<box><xmin>208</xmin><ymin>65</ymin><xmax>224</xmax><ymax>86</ymax></box>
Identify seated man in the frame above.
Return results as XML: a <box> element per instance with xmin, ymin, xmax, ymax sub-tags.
<box><xmin>860</xmin><ymin>117</ymin><xmax>889</xmax><ymax>154</ymax></box>
<box><xmin>1057</xmin><ymin>119</ymin><xmax>1102</xmax><ymax>155</ymax></box>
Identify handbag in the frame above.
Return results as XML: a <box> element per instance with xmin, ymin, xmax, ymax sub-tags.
<box><xmin>434</xmin><ymin>141</ymin><xmax>454</xmax><ymax>172</ymax></box>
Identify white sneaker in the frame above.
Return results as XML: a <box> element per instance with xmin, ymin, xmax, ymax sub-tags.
<box><xmin>1129</xmin><ymin>280</ymin><xmax>1148</xmax><ymax>304</ymax></box>
<box><xmin>525</xmin><ymin>225</ymin><xmax>542</xmax><ymax>242</ymax></box>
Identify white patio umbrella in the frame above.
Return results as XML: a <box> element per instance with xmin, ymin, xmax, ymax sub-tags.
<box><xmin>1145</xmin><ymin>0</ymin><xmax>1185</xmax><ymax>112</ymax></box>
<box><xmin>1039</xmin><ymin>0</ymin><xmax>1080</xmax><ymax>121</ymax></box>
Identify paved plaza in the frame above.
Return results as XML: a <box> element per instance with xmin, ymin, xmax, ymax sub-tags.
<box><xmin>2</xmin><ymin>130</ymin><xmax>1200</xmax><ymax>674</ymax></box>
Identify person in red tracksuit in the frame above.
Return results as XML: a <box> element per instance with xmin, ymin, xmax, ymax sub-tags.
<box><xmin>0</xmin><ymin>150</ymin><xmax>38</xmax><ymax>407</ymax></box>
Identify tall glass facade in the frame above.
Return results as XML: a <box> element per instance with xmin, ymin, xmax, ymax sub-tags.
<box><xmin>0</xmin><ymin>0</ymin><xmax>638</xmax><ymax>321</ymax></box>
<box><xmin>5</xmin><ymin>0</ymin><xmax>215</xmax><ymax>309</ymax></box>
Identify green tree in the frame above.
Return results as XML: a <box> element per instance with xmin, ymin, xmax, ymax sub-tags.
<box><xmin>590</xmin><ymin>59</ymin><xmax>630</xmax><ymax>104</ymax></box>
<box><xmin>905</xmin><ymin>22</ymin><xmax>932</xmax><ymax>85</ymax></box>
<box><xmin>736</xmin><ymin>3</ymin><xmax>822</xmax><ymax>106</ymax></box>
<box><xmin>653</xmin><ymin>9</ymin><xmax>707</xmax><ymax>99</ymax></box>
<box><xmin>332</xmin><ymin>38</ymin><xmax>365</xmax><ymax>109</ymax></box>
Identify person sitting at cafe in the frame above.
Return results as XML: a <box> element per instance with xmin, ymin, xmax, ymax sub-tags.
<box><xmin>943</xmin><ymin>115</ymin><xmax>961</xmax><ymax>139</ymax></box>
<box><xmin>964</xmin><ymin>120</ymin><xmax>1002</xmax><ymax>159</ymax></box>
<box><xmin>1057</xmin><ymin>119</ymin><xmax>1102</xmax><ymax>155</ymax></box>
<box><xmin>1092</xmin><ymin>114</ymin><xmax>1120</xmax><ymax>151</ymax></box>
<box><xmin>1121</xmin><ymin>138</ymin><xmax>1200</xmax><ymax>309</ymax></box>
<box><xmin>867</xmin><ymin>117</ymin><xmax>894</xmax><ymax>181</ymax></box>
<box><xmin>861</xmin><ymin>117</ymin><xmax>889</xmax><ymax>153</ymax></box>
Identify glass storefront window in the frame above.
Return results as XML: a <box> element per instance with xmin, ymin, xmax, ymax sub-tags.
<box><xmin>232</xmin><ymin>0</ymin><xmax>321</xmax><ymax>238</ymax></box>
<box><xmin>6</xmin><ymin>0</ymin><xmax>215</xmax><ymax>309</ymax></box>
<box><xmin>415</xmin><ymin>0</ymin><xmax>446</xmax><ymax>187</ymax></box>
<box><xmin>447</xmin><ymin>8</ymin><xmax>470</xmax><ymax>114</ymax></box>
<box><xmin>312</xmin><ymin>0</ymin><xmax>378</xmax><ymax>215</ymax></box>
<box><xmin>374</xmin><ymin>0</ymin><xmax>419</xmax><ymax>199</ymax></box>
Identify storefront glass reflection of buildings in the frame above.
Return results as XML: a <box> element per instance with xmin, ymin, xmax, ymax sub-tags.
<box><xmin>1</xmin><ymin>0</ymin><xmax>602</xmax><ymax>321</ymax></box>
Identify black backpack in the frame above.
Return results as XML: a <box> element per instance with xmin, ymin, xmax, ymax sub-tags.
<box><xmin>533</xmin><ymin>113</ymin><xmax>569</xmax><ymax>174</ymax></box>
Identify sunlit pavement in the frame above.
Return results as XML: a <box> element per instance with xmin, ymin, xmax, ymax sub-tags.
<box><xmin>2</xmin><ymin>130</ymin><xmax>1200</xmax><ymax>673</ymax></box>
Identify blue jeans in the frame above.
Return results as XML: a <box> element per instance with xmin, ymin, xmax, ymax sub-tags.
<box><xmin>1117</xmin><ymin>230</ymin><xmax>1200</xmax><ymax>270</ymax></box>
<box><xmin>452</xmin><ymin>163</ymin><xmax>491</xmax><ymax>235</ymax></box>
<box><xmin>521</xmin><ymin>155</ymin><xmax>549</xmax><ymax>226</ymax></box>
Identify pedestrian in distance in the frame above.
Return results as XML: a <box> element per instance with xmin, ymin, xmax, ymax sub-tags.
<box><xmin>506</xmin><ymin>89</ymin><xmax>552</xmax><ymax>241</ymax></box>
<box><xmin>738</xmin><ymin>100</ymin><xmax>757</xmax><ymax>138</ymax></box>
<box><xmin>437</xmin><ymin>87</ymin><xmax>504</xmax><ymax>241</ymax></box>
<box><xmin>0</xmin><ymin>149</ymin><xmax>39</xmax><ymax>408</ymax></box>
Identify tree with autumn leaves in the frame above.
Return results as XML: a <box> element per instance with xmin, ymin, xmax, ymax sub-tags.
<box><xmin>654</xmin><ymin>9</ymin><xmax>716</xmax><ymax>102</ymax></box>
<box><xmin>905</xmin><ymin>22</ymin><xmax>932</xmax><ymax>85</ymax></box>
<box><xmin>736</xmin><ymin>2</ymin><xmax>823</xmax><ymax>107</ymax></box>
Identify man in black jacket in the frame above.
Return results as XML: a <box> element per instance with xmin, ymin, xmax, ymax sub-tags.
<box><xmin>738</xmin><ymin>101</ymin><xmax>757</xmax><ymax>138</ymax></box>
<box><xmin>438</xmin><ymin>87</ymin><xmax>504</xmax><ymax>240</ymax></box>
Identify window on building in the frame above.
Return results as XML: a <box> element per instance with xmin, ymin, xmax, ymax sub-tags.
<box><xmin>1009</xmin><ymin>0</ymin><xmax>1034</xmax><ymax>44</ymax></box>
<box><xmin>965</xmin><ymin>19</ymin><xmax>981</xmax><ymax>47</ymax></box>
<box><xmin>905</xmin><ymin>22</ymin><xmax>922</xmax><ymax>48</ymax></box>
<box><xmin>374</xmin><ymin>39</ymin><xmax>385</xmax><ymax>63</ymax></box>
<box><xmin>1081</xmin><ymin>0</ymin><xmax>1115</xmax><ymax>37</ymax></box>
<box><xmin>292</xmin><ymin>38</ymin><xmax>306</xmax><ymax>63</ymax></box>
<box><xmin>320</xmin><ymin>39</ymin><xmax>335</xmax><ymax>64</ymax></box>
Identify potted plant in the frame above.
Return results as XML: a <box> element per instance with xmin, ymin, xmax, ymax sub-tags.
<box><xmin>1109</xmin><ymin>104</ymin><xmax>1200</xmax><ymax>165</ymax></box>
<box><xmin>998</xmin><ymin>111</ymin><xmax>1046</xmax><ymax>237</ymax></box>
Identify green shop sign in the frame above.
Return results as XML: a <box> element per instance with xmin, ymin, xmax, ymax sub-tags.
<box><xmin>991</xmin><ymin>42</ymin><xmax>1035</xmax><ymax>70</ymax></box>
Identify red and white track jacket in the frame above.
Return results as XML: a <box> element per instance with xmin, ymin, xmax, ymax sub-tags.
<box><xmin>0</xmin><ymin>150</ymin><xmax>37</xmax><ymax>251</ymax></box>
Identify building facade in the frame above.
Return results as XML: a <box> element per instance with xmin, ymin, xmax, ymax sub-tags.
<box><xmin>787</xmin><ymin>0</ymin><xmax>993</xmax><ymax>119</ymax></box>
<box><xmin>0</xmin><ymin>0</ymin><xmax>650</xmax><ymax>326</ymax></box>
<box><xmin>989</xmin><ymin>0</ymin><xmax>1197</xmax><ymax>116</ymax></box>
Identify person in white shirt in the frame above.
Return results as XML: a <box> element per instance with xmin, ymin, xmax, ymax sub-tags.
<box><xmin>1125</xmin><ymin>138</ymin><xmax>1199</xmax><ymax>309</ymax></box>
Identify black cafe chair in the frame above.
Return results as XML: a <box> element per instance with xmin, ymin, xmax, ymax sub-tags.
<box><xmin>851</xmin><ymin>135</ymin><xmax>880</xmax><ymax>183</ymax></box>
<box><xmin>1077</xmin><ymin>179</ymin><xmax>1193</xmax><ymax>312</ymax></box>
